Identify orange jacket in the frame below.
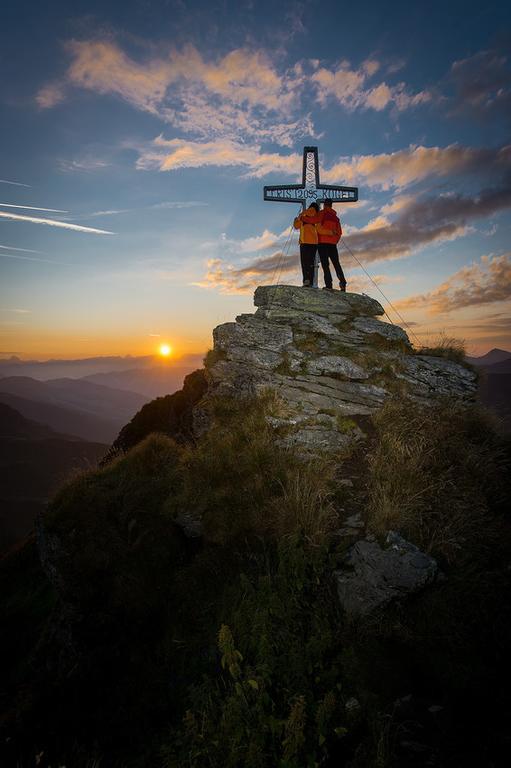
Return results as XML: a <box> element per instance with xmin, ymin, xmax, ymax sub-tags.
<box><xmin>293</xmin><ymin>208</ymin><xmax>320</xmax><ymax>245</ymax></box>
<box><xmin>316</xmin><ymin>208</ymin><xmax>342</xmax><ymax>244</ymax></box>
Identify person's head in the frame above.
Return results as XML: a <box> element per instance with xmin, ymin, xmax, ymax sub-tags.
<box><xmin>323</xmin><ymin>199</ymin><xmax>333</xmax><ymax>208</ymax></box>
<box><xmin>308</xmin><ymin>202</ymin><xmax>319</xmax><ymax>212</ymax></box>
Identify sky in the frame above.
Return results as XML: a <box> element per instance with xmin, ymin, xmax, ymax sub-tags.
<box><xmin>1</xmin><ymin>0</ymin><xmax>510</xmax><ymax>359</ymax></box>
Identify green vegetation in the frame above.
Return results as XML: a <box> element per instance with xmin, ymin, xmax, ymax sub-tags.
<box><xmin>1</xmin><ymin>392</ymin><xmax>510</xmax><ymax>768</ymax></box>
<box><xmin>336</xmin><ymin>416</ymin><xmax>359</xmax><ymax>434</ymax></box>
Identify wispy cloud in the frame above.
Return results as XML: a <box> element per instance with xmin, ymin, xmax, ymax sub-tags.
<box><xmin>0</xmin><ymin>203</ymin><xmax>68</xmax><ymax>213</ymax></box>
<box><xmin>58</xmin><ymin>157</ymin><xmax>111</xmax><ymax>173</ymax></box>
<box><xmin>38</xmin><ymin>40</ymin><xmax>310</xmax><ymax>146</ymax></box>
<box><xmin>312</xmin><ymin>58</ymin><xmax>432</xmax><ymax>113</ymax></box>
<box><xmin>135</xmin><ymin>137</ymin><xmax>301</xmax><ymax>178</ymax></box>
<box><xmin>0</xmin><ymin>179</ymin><xmax>31</xmax><ymax>187</ymax></box>
<box><xmin>81</xmin><ymin>200</ymin><xmax>208</xmax><ymax>218</ymax></box>
<box><xmin>0</xmin><ymin>252</ymin><xmax>65</xmax><ymax>265</ymax></box>
<box><xmin>0</xmin><ymin>211</ymin><xmax>114</xmax><ymax>234</ymax></box>
<box><xmin>36</xmin><ymin>40</ymin><xmax>433</xmax><ymax>148</ymax></box>
<box><xmin>395</xmin><ymin>254</ymin><xmax>511</xmax><ymax>314</ymax></box>
<box><xmin>0</xmin><ymin>244</ymin><xmax>43</xmax><ymax>254</ymax></box>
<box><xmin>0</xmin><ymin>308</ymin><xmax>31</xmax><ymax>314</ymax></box>
<box><xmin>447</xmin><ymin>49</ymin><xmax>511</xmax><ymax>120</ymax></box>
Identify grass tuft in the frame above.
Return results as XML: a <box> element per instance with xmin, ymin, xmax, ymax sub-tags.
<box><xmin>366</xmin><ymin>399</ymin><xmax>509</xmax><ymax>562</ymax></box>
<box><xmin>415</xmin><ymin>334</ymin><xmax>467</xmax><ymax>364</ymax></box>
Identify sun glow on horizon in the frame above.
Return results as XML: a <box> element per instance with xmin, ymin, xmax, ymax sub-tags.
<box><xmin>159</xmin><ymin>343</ymin><xmax>172</xmax><ymax>357</ymax></box>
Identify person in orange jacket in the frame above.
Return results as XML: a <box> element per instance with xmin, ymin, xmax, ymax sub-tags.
<box><xmin>316</xmin><ymin>199</ymin><xmax>347</xmax><ymax>291</ymax></box>
<box><xmin>293</xmin><ymin>202</ymin><xmax>320</xmax><ymax>286</ymax></box>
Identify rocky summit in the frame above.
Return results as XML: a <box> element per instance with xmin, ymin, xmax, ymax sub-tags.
<box><xmin>196</xmin><ymin>285</ymin><xmax>477</xmax><ymax>455</ymax></box>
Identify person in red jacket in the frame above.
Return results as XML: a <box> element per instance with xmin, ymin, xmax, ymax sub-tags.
<box><xmin>316</xmin><ymin>200</ymin><xmax>347</xmax><ymax>291</ymax></box>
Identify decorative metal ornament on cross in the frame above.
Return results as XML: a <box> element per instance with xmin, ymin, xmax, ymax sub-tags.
<box><xmin>263</xmin><ymin>146</ymin><xmax>359</xmax><ymax>288</ymax></box>
<box><xmin>263</xmin><ymin>146</ymin><xmax>358</xmax><ymax>208</ymax></box>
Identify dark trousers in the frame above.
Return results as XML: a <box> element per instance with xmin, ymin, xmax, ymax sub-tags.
<box><xmin>318</xmin><ymin>243</ymin><xmax>346</xmax><ymax>288</ymax></box>
<box><xmin>300</xmin><ymin>243</ymin><xmax>317</xmax><ymax>285</ymax></box>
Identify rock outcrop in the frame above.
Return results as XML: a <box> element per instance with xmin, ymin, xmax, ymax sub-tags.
<box><xmin>196</xmin><ymin>285</ymin><xmax>476</xmax><ymax>455</ymax></box>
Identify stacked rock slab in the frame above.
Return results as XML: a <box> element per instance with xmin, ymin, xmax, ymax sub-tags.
<box><xmin>196</xmin><ymin>285</ymin><xmax>477</xmax><ymax>455</ymax></box>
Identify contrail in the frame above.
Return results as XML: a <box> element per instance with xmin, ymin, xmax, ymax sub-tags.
<box><xmin>0</xmin><ymin>203</ymin><xmax>69</xmax><ymax>213</ymax></box>
<box><xmin>0</xmin><ymin>211</ymin><xmax>114</xmax><ymax>234</ymax></box>
<box><xmin>0</xmin><ymin>244</ymin><xmax>43</xmax><ymax>253</ymax></box>
<box><xmin>0</xmin><ymin>179</ymin><xmax>31</xmax><ymax>187</ymax></box>
<box><xmin>0</xmin><ymin>252</ymin><xmax>65</xmax><ymax>264</ymax></box>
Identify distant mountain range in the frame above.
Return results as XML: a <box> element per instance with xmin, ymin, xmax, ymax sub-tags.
<box><xmin>0</xmin><ymin>403</ymin><xmax>107</xmax><ymax>555</ymax></box>
<box><xmin>466</xmin><ymin>348</ymin><xmax>511</xmax><ymax>367</ymax></box>
<box><xmin>0</xmin><ymin>353</ymin><xmax>204</xmax><ymax>381</ymax></box>
<box><xmin>467</xmin><ymin>349</ymin><xmax>511</xmax><ymax>432</ymax></box>
<box><xmin>0</xmin><ymin>377</ymin><xmax>147</xmax><ymax>443</ymax></box>
<box><xmin>83</xmin><ymin>364</ymin><xmax>201</xmax><ymax>399</ymax></box>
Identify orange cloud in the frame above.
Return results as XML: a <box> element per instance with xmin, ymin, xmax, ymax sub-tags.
<box><xmin>395</xmin><ymin>254</ymin><xmax>511</xmax><ymax>314</ymax></box>
<box><xmin>312</xmin><ymin>59</ymin><xmax>432</xmax><ymax>112</ymax></box>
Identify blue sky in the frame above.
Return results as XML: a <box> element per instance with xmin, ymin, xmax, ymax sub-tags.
<box><xmin>1</xmin><ymin>0</ymin><xmax>510</xmax><ymax>358</ymax></box>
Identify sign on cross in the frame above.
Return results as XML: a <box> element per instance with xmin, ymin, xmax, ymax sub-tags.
<box><xmin>263</xmin><ymin>146</ymin><xmax>358</xmax><ymax>209</ymax></box>
<box><xmin>263</xmin><ymin>146</ymin><xmax>359</xmax><ymax>288</ymax></box>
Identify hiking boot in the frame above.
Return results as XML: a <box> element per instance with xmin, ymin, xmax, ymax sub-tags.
<box><xmin>302</xmin><ymin>279</ymin><xmax>311</xmax><ymax>287</ymax></box>
<box><xmin>322</xmin><ymin>286</ymin><xmax>334</xmax><ymax>291</ymax></box>
<box><xmin>339</xmin><ymin>282</ymin><xmax>347</xmax><ymax>292</ymax></box>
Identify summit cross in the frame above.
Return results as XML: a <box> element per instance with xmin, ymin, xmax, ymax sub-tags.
<box><xmin>263</xmin><ymin>146</ymin><xmax>358</xmax><ymax>210</ymax></box>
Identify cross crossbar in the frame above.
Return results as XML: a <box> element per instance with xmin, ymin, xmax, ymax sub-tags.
<box><xmin>263</xmin><ymin>146</ymin><xmax>358</xmax><ymax>209</ymax></box>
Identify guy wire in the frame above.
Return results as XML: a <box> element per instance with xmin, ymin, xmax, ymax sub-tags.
<box><xmin>339</xmin><ymin>237</ymin><xmax>422</xmax><ymax>348</ymax></box>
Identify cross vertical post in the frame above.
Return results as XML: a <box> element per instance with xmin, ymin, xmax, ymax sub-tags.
<box><xmin>263</xmin><ymin>146</ymin><xmax>358</xmax><ymax>288</ymax></box>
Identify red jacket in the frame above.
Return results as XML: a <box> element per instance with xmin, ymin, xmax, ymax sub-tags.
<box><xmin>317</xmin><ymin>208</ymin><xmax>342</xmax><ymax>244</ymax></box>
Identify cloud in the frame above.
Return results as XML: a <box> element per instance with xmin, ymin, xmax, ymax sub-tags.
<box><xmin>71</xmin><ymin>200</ymin><xmax>208</xmax><ymax>219</ymax></box>
<box><xmin>36</xmin><ymin>81</ymin><xmax>66</xmax><ymax>108</ymax></box>
<box><xmin>448</xmin><ymin>49</ymin><xmax>511</xmax><ymax>119</ymax></box>
<box><xmin>395</xmin><ymin>254</ymin><xmax>511</xmax><ymax>314</ymax></box>
<box><xmin>0</xmin><ymin>211</ymin><xmax>114</xmax><ymax>234</ymax></box>
<box><xmin>194</xmin><ymin>250</ymin><xmax>405</xmax><ymax>295</ymax></box>
<box><xmin>36</xmin><ymin>40</ymin><xmax>434</xmax><ymax>147</ymax></box>
<box><xmin>0</xmin><ymin>308</ymin><xmax>31</xmax><ymax>314</ymax></box>
<box><xmin>58</xmin><ymin>157</ymin><xmax>111</xmax><ymax>172</ymax></box>
<box><xmin>342</xmin><ymin>180</ymin><xmax>511</xmax><ymax>264</ymax></box>
<box><xmin>322</xmin><ymin>143</ymin><xmax>511</xmax><ymax>189</ymax></box>
<box><xmin>135</xmin><ymin>137</ymin><xmax>302</xmax><ymax>178</ymax></box>
<box><xmin>0</xmin><ymin>179</ymin><xmax>30</xmax><ymax>187</ymax></box>
<box><xmin>0</xmin><ymin>252</ymin><xmax>65</xmax><ymax>265</ymax></box>
<box><xmin>38</xmin><ymin>40</ymin><xmax>309</xmax><ymax>146</ymax></box>
<box><xmin>0</xmin><ymin>244</ymin><xmax>42</xmax><ymax>253</ymax></box>
<box><xmin>191</xmin><ymin>252</ymin><xmax>299</xmax><ymax>293</ymax></box>
<box><xmin>312</xmin><ymin>59</ymin><xmax>432</xmax><ymax>112</ymax></box>
<box><xmin>0</xmin><ymin>203</ymin><xmax>68</xmax><ymax>213</ymax></box>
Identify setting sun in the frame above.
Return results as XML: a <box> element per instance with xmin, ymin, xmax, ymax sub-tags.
<box><xmin>159</xmin><ymin>344</ymin><xmax>172</xmax><ymax>357</ymax></box>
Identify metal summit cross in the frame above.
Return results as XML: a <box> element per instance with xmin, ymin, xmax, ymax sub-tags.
<box><xmin>263</xmin><ymin>146</ymin><xmax>358</xmax><ymax>209</ymax></box>
<box><xmin>263</xmin><ymin>146</ymin><xmax>358</xmax><ymax>288</ymax></box>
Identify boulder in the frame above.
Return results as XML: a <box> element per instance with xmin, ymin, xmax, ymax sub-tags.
<box><xmin>335</xmin><ymin>531</ymin><xmax>439</xmax><ymax>616</ymax></box>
